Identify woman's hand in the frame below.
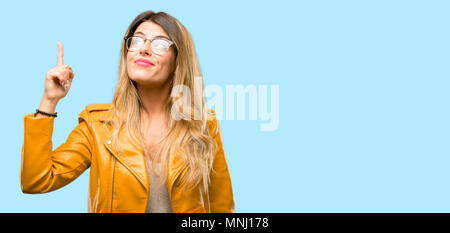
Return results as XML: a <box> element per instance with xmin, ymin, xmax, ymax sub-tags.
<box><xmin>34</xmin><ymin>41</ymin><xmax>75</xmax><ymax>118</ymax></box>
<box><xmin>43</xmin><ymin>41</ymin><xmax>75</xmax><ymax>102</ymax></box>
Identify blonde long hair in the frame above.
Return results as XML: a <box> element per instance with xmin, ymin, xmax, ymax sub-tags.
<box><xmin>110</xmin><ymin>11</ymin><xmax>216</xmax><ymax>193</ymax></box>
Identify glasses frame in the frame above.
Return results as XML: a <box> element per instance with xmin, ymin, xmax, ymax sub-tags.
<box><xmin>124</xmin><ymin>35</ymin><xmax>175</xmax><ymax>54</ymax></box>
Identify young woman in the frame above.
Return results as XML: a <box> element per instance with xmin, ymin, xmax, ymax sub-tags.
<box><xmin>21</xmin><ymin>11</ymin><xmax>235</xmax><ymax>213</ymax></box>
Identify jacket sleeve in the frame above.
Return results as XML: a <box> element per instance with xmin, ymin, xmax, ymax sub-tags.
<box><xmin>20</xmin><ymin>110</ymin><xmax>92</xmax><ymax>194</ymax></box>
<box><xmin>208</xmin><ymin>115</ymin><xmax>235</xmax><ymax>213</ymax></box>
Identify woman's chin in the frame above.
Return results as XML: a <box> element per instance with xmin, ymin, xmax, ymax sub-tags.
<box><xmin>131</xmin><ymin>76</ymin><xmax>167</xmax><ymax>87</ymax></box>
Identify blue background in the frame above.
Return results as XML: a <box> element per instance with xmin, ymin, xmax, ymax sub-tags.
<box><xmin>1</xmin><ymin>0</ymin><xmax>449</xmax><ymax>212</ymax></box>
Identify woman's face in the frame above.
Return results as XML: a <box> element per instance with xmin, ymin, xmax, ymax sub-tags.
<box><xmin>126</xmin><ymin>21</ymin><xmax>176</xmax><ymax>88</ymax></box>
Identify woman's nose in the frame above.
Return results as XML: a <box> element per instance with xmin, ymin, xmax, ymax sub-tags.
<box><xmin>139</xmin><ymin>40</ymin><xmax>153</xmax><ymax>55</ymax></box>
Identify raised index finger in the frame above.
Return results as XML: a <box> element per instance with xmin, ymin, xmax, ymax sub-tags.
<box><xmin>57</xmin><ymin>41</ymin><xmax>64</xmax><ymax>66</ymax></box>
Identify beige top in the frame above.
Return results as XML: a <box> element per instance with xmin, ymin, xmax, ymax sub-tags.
<box><xmin>145</xmin><ymin>157</ymin><xmax>173</xmax><ymax>213</ymax></box>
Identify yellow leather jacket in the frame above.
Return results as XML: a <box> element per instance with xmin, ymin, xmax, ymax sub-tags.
<box><xmin>21</xmin><ymin>104</ymin><xmax>235</xmax><ymax>213</ymax></box>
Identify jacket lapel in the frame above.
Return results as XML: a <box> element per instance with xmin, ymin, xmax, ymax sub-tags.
<box><xmin>100</xmin><ymin>117</ymin><xmax>149</xmax><ymax>192</ymax></box>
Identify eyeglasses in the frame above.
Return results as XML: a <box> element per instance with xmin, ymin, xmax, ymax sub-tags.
<box><xmin>124</xmin><ymin>36</ymin><xmax>174</xmax><ymax>55</ymax></box>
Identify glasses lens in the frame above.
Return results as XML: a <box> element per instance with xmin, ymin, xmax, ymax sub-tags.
<box><xmin>151</xmin><ymin>39</ymin><xmax>171</xmax><ymax>54</ymax></box>
<box><xmin>127</xmin><ymin>36</ymin><xmax>144</xmax><ymax>51</ymax></box>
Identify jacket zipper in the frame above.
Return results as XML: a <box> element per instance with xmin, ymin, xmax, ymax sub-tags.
<box><xmin>110</xmin><ymin>158</ymin><xmax>116</xmax><ymax>213</ymax></box>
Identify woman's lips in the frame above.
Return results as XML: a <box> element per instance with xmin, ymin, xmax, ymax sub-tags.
<box><xmin>135</xmin><ymin>59</ymin><xmax>154</xmax><ymax>67</ymax></box>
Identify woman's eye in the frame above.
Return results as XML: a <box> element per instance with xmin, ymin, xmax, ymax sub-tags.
<box><xmin>132</xmin><ymin>39</ymin><xmax>143</xmax><ymax>45</ymax></box>
<box><xmin>153</xmin><ymin>43</ymin><xmax>165</xmax><ymax>49</ymax></box>
<box><xmin>152</xmin><ymin>40</ymin><xmax>169</xmax><ymax>49</ymax></box>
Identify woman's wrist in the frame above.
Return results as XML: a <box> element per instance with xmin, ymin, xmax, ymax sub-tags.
<box><xmin>36</xmin><ymin>96</ymin><xmax>59</xmax><ymax>118</ymax></box>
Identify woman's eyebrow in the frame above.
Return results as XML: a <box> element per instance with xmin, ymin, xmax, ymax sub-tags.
<box><xmin>134</xmin><ymin>31</ymin><xmax>170</xmax><ymax>40</ymax></box>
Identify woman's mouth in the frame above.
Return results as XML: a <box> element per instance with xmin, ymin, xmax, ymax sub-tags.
<box><xmin>135</xmin><ymin>59</ymin><xmax>154</xmax><ymax>67</ymax></box>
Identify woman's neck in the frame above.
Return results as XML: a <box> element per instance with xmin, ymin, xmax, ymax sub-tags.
<box><xmin>137</xmin><ymin>81</ymin><xmax>171</xmax><ymax>119</ymax></box>
<box><xmin>137</xmin><ymin>82</ymin><xmax>171</xmax><ymax>161</ymax></box>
